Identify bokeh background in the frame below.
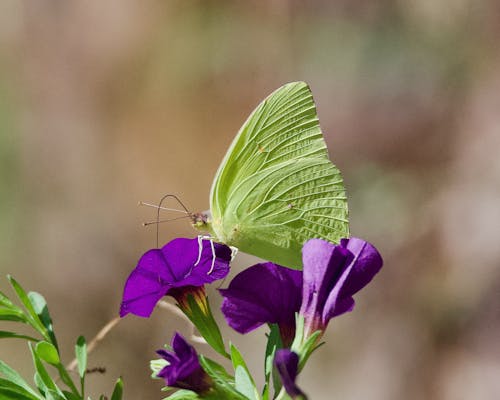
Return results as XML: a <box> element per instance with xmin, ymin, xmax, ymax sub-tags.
<box><xmin>1</xmin><ymin>1</ymin><xmax>499</xmax><ymax>399</ymax></box>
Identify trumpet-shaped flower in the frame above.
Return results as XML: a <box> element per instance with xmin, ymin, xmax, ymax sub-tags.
<box><xmin>120</xmin><ymin>237</ymin><xmax>231</xmax><ymax>318</ymax></box>
<box><xmin>220</xmin><ymin>237</ymin><xmax>383</xmax><ymax>341</ymax></box>
<box><xmin>156</xmin><ymin>332</ymin><xmax>212</xmax><ymax>394</ymax></box>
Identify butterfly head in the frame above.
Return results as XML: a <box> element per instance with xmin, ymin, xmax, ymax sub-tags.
<box><xmin>192</xmin><ymin>210</ymin><xmax>212</xmax><ymax>232</ymax></box>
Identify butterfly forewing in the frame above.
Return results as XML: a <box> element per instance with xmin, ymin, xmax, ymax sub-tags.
<box><xmin>210</xmin><ymin>82</ymin><xmax>349</xmax><ymax>268</ymax></box>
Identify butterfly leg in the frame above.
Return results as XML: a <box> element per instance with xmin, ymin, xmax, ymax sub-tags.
<box><xmin>229</xmin><ymin>246</ymin><xmax>239</xmax><ymax>262</ymax></box>
<box><xmin>207</xmin><ymin>239</ymin><xmax>216</xmax><ymax>275</ymax></box>
<box><xmin>193</xmin><ymin>235</ymin><xmax>206</xmax><ymax>267</ymax></box>
<box><xmin>193</xmin><ymin>235</ymin><xmax>216</xmax><ymax>274</ymax></box>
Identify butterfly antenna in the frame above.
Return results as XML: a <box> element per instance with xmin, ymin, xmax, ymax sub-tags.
<box><xmin>138</xmin><ymin>201</ymin><xmax>189</xmax><ymax>214</ymax></box>
<box><xmin>155</xmin><ymin>194</ymin><xmax>193</xmax><ymax>248</ymax></box>
<box><xmin>142</xmin><ymin>215</ymin><xmax>191</xmax><ymax>226</ymax></box>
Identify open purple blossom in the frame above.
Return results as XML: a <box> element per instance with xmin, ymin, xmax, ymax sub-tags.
<box><xmin>300</xmin><ymin>237</ymin><xmax>383</xmax><ymax>336</ymax></box>
<box><xmin>274</xmin><ymin>349</ymin><xmax>306</xmax><ymax>399</ymax></box>
<box><xmin>219</xmin><ymin>237</ymin><xmax>382</xmax><ymax>341</ymax></box>
<box><xmin>156</xmin><ymin>332</ymin><xmax>212</xmax><ymax>394</ymax></box>
<box><xmin>219</xmin><ymin>262</ymin><xmax>302</xmax><ymax>346</ymax></box>
<box><xmin>120</xmin><ymin>237</ymin><xmax>231</xmax><ymax>318</ymax></box>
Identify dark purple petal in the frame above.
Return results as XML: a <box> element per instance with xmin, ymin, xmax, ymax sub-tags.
<box><xmin>120</xmin><ymin>249</ymin><xmax>172</xmax><ymax>317</ymax></box>
<box><xmin>156</xmin><ymin>333</ymin><xmax>212</xmax><ymax>393</ymax></box>
<box><xmin>299</xmin><ymin>239</ymin><xmax>353</xmax><ymax>327</ymax></box>
<box><xmin>162</xmin><ymin>238</ymin><xmax>231</xmax><ymax>289</ymax></box>
<box><xmin>322</xmin><ymin>237</ymin><xmax>383</xmax><ymax>321</ymax></box>
<box><xmin>338</xmin><ymin>237</ymin><xmax>384</xmax><ymax>296</ymax></box>
<box><xmin>120</xmin><ymin>237</ymin><xmax>231</xmax><ymax>318</ymax></box>
<box><xmin>220</xmin><ymin>262</ymin><xmax>302</xmax><ymax>339</ymax></box>
<box><xmin>274</xmin><ymin>349</ymin><xmax>305</xmax><ymax>399</ymax></box>
<box><xmin>299</xmin><ymin>238</ymin><xmax>383</xmax><ymax>333</ymax></box>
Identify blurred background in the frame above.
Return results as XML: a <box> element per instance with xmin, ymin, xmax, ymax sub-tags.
<box><xmin>1</xmin><ymin>1</ymin><xmax>499</xmax><ymax>399</ymax></box>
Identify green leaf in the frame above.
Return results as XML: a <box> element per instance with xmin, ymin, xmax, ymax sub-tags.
<box><xmin>29</xmin><ymin>344</ymin><xmax>62</xmax><ymax>396</ymax></box>
<box><xmin>198</xmin><ymin>357</ymin><xmax>234</xmax><ymax>385</ymax></box>
<box><xmin>290</xmin><ymin>314</ymin><xmax>322</xmax><ymax>372</ymax></box>
<box><xmin>35</xmin><ymin>342</ymin><xmax>60</xmax><ymax>366</ymax></box>
<box><xmin>263</xmin><ymin>324</ymin><xmax>282</xmax><ymax>399</ymax></box>
<box><xmin>28</xmin><ymin>292</ymin><xmax>58</xmax><ymax>349</ymax></box>
<box><xmin>0</xmin><ymin>378</ymin><xmax>41</xmax><ymax>400</ymax></box>
<box><xmin>184</xmin><ymin>295</ymin><xmax>228</xmax><ymax>358</ymax></box>
<box><xmin>0</xmin><ymin>331</ymin><xmax>38</xmax><ymax>341</ymax></box>
<box><xmin>44</xmin><ymin>389</ymin><xmax>66</xmax><ymax>400</ymax></box>
<box><xmin>62</xmin><ymin>391</ymin><xmax>81</xmax><ymax>400</ymax></box>
<box><xmin>7</xmin><ymin>277</ymin><xmax>46</xmax><ymax>337</ymax></box>
<box><xmin>230</xmin><ymin>344</ymin><xmax>259</xmax><ymax>400</ymax></box>
<box><xmin>0</xmin><ymin>361</ymin><xmax>41</xmax><ymax>399</ymax></box>
<box><xmin>199</xmin><ymin>357</ymin><xmax>250</xmax><ymax>400</ymax></box>
<box><xmin>34</xmin><ymin>342</ymin><xmax>79</xmax><ymax>397</ymax></box>
<box><xmin>234</xmin><ymin>367</ymin><xmax>258</xmax><ymax>400</ymax></box>
<box><xmin>150</xmin><ymin>358</ymin><xmax>168</xmax><ymax>379</ymax></box>
<box><xmin>75</xmin><ymin>336</ymin><xmax>87</xmax><ymax>379</ymax></box>
<box><xmin>0</xmin><ymin>307</ymin><xmax>27</xmax><ymax>323</ymax></box>
<box><xmin>162</xmin><ymin>390</ymin><xmax>198</xmax><ymax>400</ymax></box>
<box><xmin>33</xmin><ymin>372</ymin><xmax>47</xmax><ymax>396</ymax></box>
<box><xmin>110</xmin><ymin>377</ymin><xmax>123</xmax><ymax>400</ymax></box>
<box><xmin>0</xmin><ymin>291</ymin><xmax>15</xmax><ymax>308</ymax></box>
<box><xmin>229</xmin><ymin>345</ymin><xmax>253</xmax><ymax>381</ymax></box>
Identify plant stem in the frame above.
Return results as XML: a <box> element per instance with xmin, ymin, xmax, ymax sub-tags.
<box><xmin>66</xmin><ymin>316</ymin><xmax>121</xmax><ymax>371</ymax></box>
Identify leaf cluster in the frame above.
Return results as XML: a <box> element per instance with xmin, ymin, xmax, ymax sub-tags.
<box><xmin>0</xmin><ymin>276</ymin><xmax>123</xmax><ymax>400</ymax></box>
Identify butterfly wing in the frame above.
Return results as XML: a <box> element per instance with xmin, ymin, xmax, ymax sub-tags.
<box><xmin>210</xmin><ymin>82</ymin><xmax>349</xmax><ymax>269</ymax></box>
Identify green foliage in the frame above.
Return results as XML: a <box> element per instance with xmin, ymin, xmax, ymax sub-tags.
<box><xmin>162</xmin><ymin>390</ymin><xmax>199</xmax><ymax>400</ymax></box>
<box><xmin>263</xmin><ymin>325</ymin><xmax>282</xmax><ymax>400</ymax></box>
<box><xmin>75</xmin><ymin>337</ymin><xmax>87</xmax><ymax>380</ymax></box>
<box><xmin>110</xmin><ymin>377</ymin><xmax>123</xmax><ymax>400</ymax></box>
<box><xmin>0</xmin><ymin>277</ymin><xmax>123</xmax><ymax>400</ymax></box>
<box><xmin>230</xmin><ymin>344</ymin><xmax>259</xmax><ymax>400</ymax></box>
<box><xmin>290</xmin><ymin>315</ymin><xmax>322</xmax><ymax>371</ymax></box>
<box><xmin>182</xmin><ymin>294</ymin><xmax>228</xmax><ymax>358</ymax></box>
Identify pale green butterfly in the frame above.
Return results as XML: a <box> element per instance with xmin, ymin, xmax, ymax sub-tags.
<box><xmin>192</xmin><ymin>81</ymin><xmax>349</xmax><ymax>269</ymax></box>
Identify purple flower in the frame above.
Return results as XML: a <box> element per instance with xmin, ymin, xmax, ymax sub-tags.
<box><xmin>219</xmin><ymin>262</ymin><xmax>302</xmax><ymax>346</ymax></box>
<box><xmin>219</xmin><ymin>237</ymin><xmax>383</xmax><ymax>341</ymax></box>
<box><xmin>120</xmin><ymin>237</ymin><xmax>231</xmax><ymax>318</ymax></box>
<box><xmin>156</xmin><ymin>332</ymin><xmax>212</xmax><ymax>394</ymax></box>
<box><xmin>300</xmin><ymin>237</ymin><xmax>383</xmax><ymax>336</ymax></box>
<box><xmin>274</xmin><ymin>349</ymin><xmax>305</xmax><ymax>399</ymax></box>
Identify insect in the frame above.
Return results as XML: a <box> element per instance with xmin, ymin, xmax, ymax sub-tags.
<box><xmin>191</xmin><ymin>81</ymin><xmax>349</xmax><ymax>269</ymax></box>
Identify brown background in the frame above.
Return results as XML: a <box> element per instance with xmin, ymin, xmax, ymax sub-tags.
<box><xmin>1</xmin><ymin>1</ymin><xmax>499</xmax><ymax>399</ymax></box>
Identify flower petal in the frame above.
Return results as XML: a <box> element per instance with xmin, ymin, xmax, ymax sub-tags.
<box><xmin>220</xmin><ymin>262</ymin><xmax>302</xmax><ymax>334</ymax></box>
<box><xmin>322</xmin><ymin>237</ymin><xmax>383</xmax><ymax>321</ymax></box>
<box><xmin>162</xmin><ymin>238</ymin><xmax>231</xmax><ymax>289</ymax></box>
<box><xmin>156</xmin><ymin>333</ymin><xmax>211</xmax><ymax>393</ymax></box>
<box><xmin>120</xmin><ymin>249</ymin><xmax>172</xmax><ymax>317</ymax></box>
<box><xmin>339</xmin><ymin>237</ymin><xmax>384</xmax><ymax>296</ymax></box>
<box><xmin>299</xmin><ymin>239</ymin><xmax>353</xmax><ymax>325</ymax></box>
<box><xmin>120</xmin><ymin>238</ymin><xmax>232</xmax><ymax>318</ymax></box>
<box><xmin>274</xmin><ymin>349</ymin><xmax>305</xmax><ymax>399</ymax></box>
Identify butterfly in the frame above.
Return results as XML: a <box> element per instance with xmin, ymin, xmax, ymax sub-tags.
<box><xmin>192</xmin><ymin>81</ymin><xmax>349</xmax><ymax>269</ymax></box>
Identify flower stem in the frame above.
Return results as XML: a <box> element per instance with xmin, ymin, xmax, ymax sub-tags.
<box><xmin>66</xmin><ymin>316</ymin><xmax>121</xmax><ymax>371</ymax></box>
